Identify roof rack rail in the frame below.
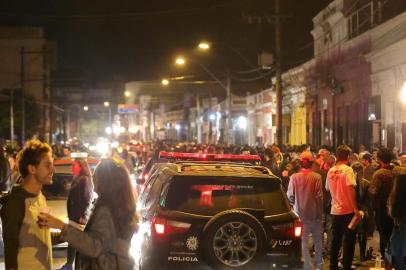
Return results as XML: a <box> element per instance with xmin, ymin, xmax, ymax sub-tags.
<box><xmin>175</xmin><ymin>163</ymin><xmax>273</xmax><ymax>176</ymax></box>
<box><xmin>159</xmin><ymin>151</ymin><xmax>261</xmax><ymax>163</ymax></box>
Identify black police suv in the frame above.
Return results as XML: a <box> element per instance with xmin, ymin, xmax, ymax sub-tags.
<box><xmin>134</xmin><ymin>161</ymin><xmax>302</xmax><ymax>270</ymax></box>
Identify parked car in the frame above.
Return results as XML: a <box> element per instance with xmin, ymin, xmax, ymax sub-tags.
<box><xmin>42</xmin><ymin>155</ymin><xmax>98</xmax><ymax>231</ymax></box>
<box><xmin>132</xmin><ymin>158</ymin><xmax>302</xmax><ymax>270</ymax></box>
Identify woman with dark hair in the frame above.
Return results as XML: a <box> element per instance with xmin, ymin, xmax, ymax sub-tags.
<box><xmin>58</xmin><ymin>158</ymin><xmax>94</xmax><ymax>270</ymax></box>
<box><xmin>386</xmin><ymin>173</ymin><xmax>406</xmax><ymax>270</ymax></box>
<box><xmin>40</xmin><ymin>157</ymin><xmax>138</xmax><ymax>270</ymax></box>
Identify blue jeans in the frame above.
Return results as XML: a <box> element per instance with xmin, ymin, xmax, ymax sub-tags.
<box><xmin>302</xmin><ymin>219</ymin><xmax>323</xmax><ymax>270</ymax></box>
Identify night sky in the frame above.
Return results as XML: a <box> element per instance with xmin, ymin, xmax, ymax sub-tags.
<box><xmin>0</xmin><ymin>0</ymin><xmax>332</xmax><ymax>83</ymax></box>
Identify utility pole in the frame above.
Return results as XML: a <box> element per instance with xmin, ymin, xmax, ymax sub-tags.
<box><xmin>275</xmin><ymin>0</ymin><xmax>283</xmax><ymax>145</ymax></box>
<box><xmin>196</xmin><ymin>93</ymin><xmax>202</xmax><ymax>143</ymax></box>
<box><xmin>10</xmin><ymin>89</ymin><xmax>14</xmax><ymax>145</ymax></box>
<box><xmin>226</xmin><ymin>71</ymin><xmax>232</xmax><ymax>145</ymax></box>
<box><xmin>20</xmin><ymin>47</ymin><xmax>25</xmax><ymax>145</ymax></box>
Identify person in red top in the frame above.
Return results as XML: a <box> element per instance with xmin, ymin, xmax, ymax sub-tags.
<box><xmin>326</xmin><ymin>145</ymin><xmax>360</xmax><ymax>270</ymax></box>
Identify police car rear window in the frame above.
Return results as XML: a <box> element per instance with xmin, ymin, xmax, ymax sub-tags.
<box><xmin>162</xmin><ymin>176</ymin><xmax>289</xmax><ymax>216</ymax></box>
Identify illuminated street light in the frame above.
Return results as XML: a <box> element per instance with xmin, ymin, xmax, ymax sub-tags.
<box><xmin>105</xmin><ymin>127</ymin><xmax>112</xmax><ymax>135</ymax></box>
<box><xmin>129</xmin><ymin>126</ymin><xmax>138</xmax><ymax>134</ymax></box>
<box><xmin>198</xmin><ymin>42</ymin><xmax>210</xmax><ymax>50</ymax></box>
<box><xmin>162</xmin><ymin>79</ymin><xmax>169</xmax><ymax>86</ymax></box>
<box><xmin>209</xmin><ymin>114</ymin><xmax>216</xmax><ymax>121</ymax></box>
<box><xmin>401</xmin><ymin>81</ymin><xmax>406</xmax><ymax>104</ymax></box>
<box><xmin>175</xmin><ymin>57</ymin><xmax>186</xmax><ymax>65</ymax></box>
<box><xmin>124</xmin><ymin>90</ymin><xmax>131</xmax><ymax>97</ymax></box>
<box><xmin>175</xmin><ymin>124</ymin><xmax>181</xmax><ymax>131</ymax></box>
<box><xmin>83</xmin><ymin>105</ymin><xmax>89</xmax><ymax>111</ymax></box>
<box><xmin>237</xmin><ymin>116</ymin><xmax>247</xmax><ymax>130</ymax></box>
<box><xmin>104</xmin><ymin>101</ymin><xmax>110</xmax><ymax>107</ymax></box>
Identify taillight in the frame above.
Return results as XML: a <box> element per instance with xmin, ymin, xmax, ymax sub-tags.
<box><xmin>271</xmin><ymin>220</ymin><xmax>303</xmax><ymax>238</ymax></box>
<box><xmin>153</xmin><ymin>217</ymin><xmax>166</xmax><ymax>235</ymax></box>
<box><xmin>293</xmin><ymin>220</ymin><xmax>302</xmax><ymax>238</ymax></box>
<box><xmin>152</xmin><ymin>217</ymin><xmax>191</xmax><ymax>236</ymax></box>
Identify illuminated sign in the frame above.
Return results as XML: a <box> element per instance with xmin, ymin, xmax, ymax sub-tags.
<box><xmin>117</xmin><ymin>104</ymin><xmax>138</xmax><ymax>114</ymax></box>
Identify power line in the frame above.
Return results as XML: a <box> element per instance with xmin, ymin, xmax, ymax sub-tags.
<box><xmin>0</xmin><ymin>0</ymin><xmax>249</xmax><ymax>22</ymax></box>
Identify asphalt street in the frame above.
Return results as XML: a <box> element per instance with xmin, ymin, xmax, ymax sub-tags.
<box><xmin>0</xmin><ymin>233</ymin><xmax>381</xmax><ymax>270</ymax></box>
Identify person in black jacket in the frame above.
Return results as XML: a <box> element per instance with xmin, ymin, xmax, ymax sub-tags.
<box><xmin>0</xmin><ymin>145</ymin><xmax>11</xmax><ymax>192</ymax></box>
<box><xmin>0</xmin><ymin>140</ymin><xmax>55</xmax><ymax>270</ymax></box>
<box><xmin>58</xmin><ymin>158</ymin><xmax>94</xmax><ymax>270</ymax></box>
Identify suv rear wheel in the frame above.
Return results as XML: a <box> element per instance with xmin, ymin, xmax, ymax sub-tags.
<box><xmin>202</xmin><ymin>210</ymin><xmax>266</xmax><ymax>269</ymax></box>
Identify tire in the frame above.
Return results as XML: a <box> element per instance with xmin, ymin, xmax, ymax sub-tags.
<box><xmin>201</xmin><ymin>210</ymin><xmax>266</xmax><ymax>269</ymax></box>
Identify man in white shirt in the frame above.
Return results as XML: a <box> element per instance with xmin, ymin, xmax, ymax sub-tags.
<box><xmin>326</xmin><ymin>145</ymin><xmax>359</xmax><ymax>270</ymax></box>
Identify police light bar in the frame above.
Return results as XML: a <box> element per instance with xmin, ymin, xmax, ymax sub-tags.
<box><xmin>158</xmin><ymin>151</ymin><xmax>261</xmax><ymax>162</ymax></box>
<box><xmin>71</xmin><ymin>152</ymin><xmax>88</xmax><ymax>158</ymax></box>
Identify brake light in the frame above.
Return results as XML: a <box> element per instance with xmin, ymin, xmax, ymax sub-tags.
<box><xmin>152</xmin><ymin>217</ymin><xmax>191</xmax><ymax>236</ymax></box>
<box><xmin>294</xmin><ymin>221</ymin><xmax>302</xmax><ymax>237</ymax></box>
<box><xmin>153</xmin><ymin>217</ymin><xmax>166</xmax><ymax>235</ymax></box>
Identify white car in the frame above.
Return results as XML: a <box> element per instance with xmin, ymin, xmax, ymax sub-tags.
<box><xmin>42</xmin><ymin>157</ymin><xmax>98</xmax><ymax>233</ymax></box>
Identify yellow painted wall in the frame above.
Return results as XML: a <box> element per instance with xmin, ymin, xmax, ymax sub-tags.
<box><xmin>290</xmin><ymin>106</ymin><xmax>307</xmax><ymax>145</ymax></box>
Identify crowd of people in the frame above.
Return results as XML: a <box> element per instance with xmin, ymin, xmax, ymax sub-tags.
<box><xmin>264</xmin><ymin>144</ymin><xmax>405</xmax><ymax>270</ymax></box>
<box><xmin>0</xmin><ymin>139</ymin><xmax>406</xmax><ymax>269</ymax></box>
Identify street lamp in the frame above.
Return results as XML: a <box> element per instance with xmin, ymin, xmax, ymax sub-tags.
<box><xmin>83</xmin><ymin>105</ymin><xmax>89</xmax><ymax>111</ymax></box>
<box><xmin>175</xmin><ymin>57</ymin><xmax>186</xmax><ymax>65</ymax></box>
<box><xmin>198</xmin><ymin>42</ymin><xmax>210</xmax><ymax>50</ymax></box>
<box><xmin>161</xmin><ymin>79</ymin><xmax>169</xmax><ymax>86</ymax></box>
<box><xmin>104</xmin><ymin>101</ymin><xmax>110</xmax><ymax>107</ymax></box>
<box><xmin>124</xmin><ymin>90</ymin><xmax>131</xmax><ymax>97</ymax></box>
<box><xmin>237</xmin><ymin>116</ymin><xmax>247</xmax><ymax>130</ymax></box>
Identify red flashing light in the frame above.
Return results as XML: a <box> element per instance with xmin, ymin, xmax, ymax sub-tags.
<box><xmin>158</xmin><ymin>151</ymin><xmax>260</xmax><ymax>162</ymax></box>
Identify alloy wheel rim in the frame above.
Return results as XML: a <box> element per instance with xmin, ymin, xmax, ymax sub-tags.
<box><xmin>212</xmin><ymin>221</ymin><xmax>258</xmax><ymax>267</ymax></box>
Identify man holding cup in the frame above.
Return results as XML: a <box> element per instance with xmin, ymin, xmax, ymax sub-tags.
<box><xmin>0</xmin><ymin>140</ymin><xmax>55</xmax><ymax>270</ymax></box>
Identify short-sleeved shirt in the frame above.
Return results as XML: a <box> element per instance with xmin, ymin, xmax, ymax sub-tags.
<box><xmin>326</xmin><ymin>164</ymin><xmax>357</xmax><ymax>215</ymax></box>
<box><xmin>287</xmin><ymin>168</ymin><xmax>323</xmax><ymax>222</ymax></box>
<box><xmin>18</xmin><ymin>193</ymin><xmax>53</xmax><ymax>270</ymax></box>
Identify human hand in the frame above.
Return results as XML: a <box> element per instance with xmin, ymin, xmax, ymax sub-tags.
<box><xmin>38</xmin><ymin>213</ymin><xmax>66</xmax><ymax>230</ymax></box>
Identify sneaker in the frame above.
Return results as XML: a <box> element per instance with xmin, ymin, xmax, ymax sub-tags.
<box><xmin>58</xmin><ymin>264</ymin><xmax>73</xmax><ymax>270</ymax></box>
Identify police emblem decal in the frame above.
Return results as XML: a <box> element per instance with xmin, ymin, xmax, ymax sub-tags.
<box><xmin>186</xmin><ymin>236</ymin><xmax>198</xmax><ymax>251</ymax></box>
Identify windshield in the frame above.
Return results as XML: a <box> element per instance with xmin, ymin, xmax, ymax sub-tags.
<box><xmin>162</xmin><ymin>176</ymin><xmax>289</xmax><ymax>216</ymax></box>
